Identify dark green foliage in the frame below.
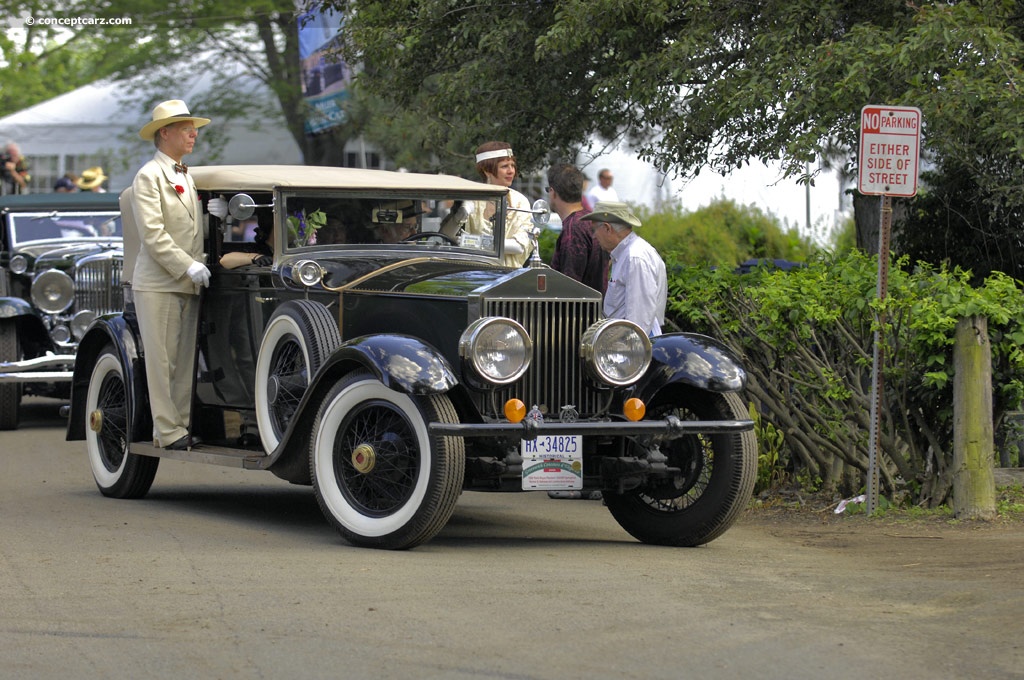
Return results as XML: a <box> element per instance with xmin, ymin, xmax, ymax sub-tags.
<box><xmin>897</xmin><ymin>159</ymin><xmax>1024</xmax><ymax>283</ymax></box>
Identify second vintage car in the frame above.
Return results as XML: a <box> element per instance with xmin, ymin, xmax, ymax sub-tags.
<box><xmin>66</xmin><ymin>165</ymin><xmax>756</xmax><ymax>550</ymax></box>
<box><xmin>1</xmin><ymin>192</ymin><xmax>123</xmax><ymax>429</ymax></box>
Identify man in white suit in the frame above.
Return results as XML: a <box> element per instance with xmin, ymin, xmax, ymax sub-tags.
<box><xmin>131</xmin><ymin>100</ymin><xmax>212</xmax><ymax>451</ymax></box>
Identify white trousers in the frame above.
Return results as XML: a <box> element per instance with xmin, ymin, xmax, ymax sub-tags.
<box><xmin>134</xmin><ymin>290</ymin><xmax>200</xmax><ymax>446</ymax></box>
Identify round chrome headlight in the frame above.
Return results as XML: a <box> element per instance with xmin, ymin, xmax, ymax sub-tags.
<box><xmin>459</xmin><ymin>317</ymin><xmax>532</xmax><ymax>385</ymax></box>
<box><xmin>31</xmin><ymin>269</ymin><xmax>74</xmax><ymax>314</ymax></box>
<box><xmin>50</xmin><ymin>325</ymin><xmax>72</xmax><ymax>344</ymax></box>
<box><xmin>580</xmin><ymin>319</ymin><xmax>652</xmax><ymax>386</ymax></box>
<box><xmin>72</xmin><ymin>310</ymin><xmax>97</xmax><ymax>340</ymax></box>
<box><xmin>9</xmin><ymin>254</ymin><xmax>28</xmax><ymax>274</ymax></box>
<box><xmin>290</xmin><ymin>259</ymin><xmax>323</xmax><ymax>287</ymax></box>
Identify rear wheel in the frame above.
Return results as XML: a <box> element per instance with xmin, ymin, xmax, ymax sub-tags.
<box><xmin>605</xmin><ymin>390</ymin><xmax>756</xmax><ymax>546</ymax></box>
<box><xmin>310</xmin><ymin>371</ymin><xmax>464</xmax><ymax>549</ymax></box>
<box><xmin>0</xmin><ymin>319</ymin><xmax>22</xmax><ymax>430</ymax></box>
<box><xmin>85</xmin><ymin>346</ymin><xmax>158</xmax><ymax>498</ymax></box>
<box><xmin>255</xmin><ymin>300</ymin><xmax>341</xmax><ymax>453</ymax></box>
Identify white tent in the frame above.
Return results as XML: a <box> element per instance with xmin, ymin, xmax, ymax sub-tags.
<box><xmin>0</xmin><ymin>73</ymin><xmax>304</xmax><ymax>194</ymax></box>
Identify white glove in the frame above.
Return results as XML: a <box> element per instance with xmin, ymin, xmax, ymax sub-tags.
<box><xmin>504</xmin><ymin>238</ymin><xmax>525</xmax><ymax>255</ymax></box>
<box><xmin>452</xmin><ymin>200</ymin><xmax>473</xmax><ymax>222</ymax></box>
<box><xmin>186</xmin><ymin>260</ymin><xmax>211</xmax><ymax>287</ymax></box>
<box><xmin>208</xmin><ymin>197</ymin><xmax>228</xmax><ymax>219</ymax></box>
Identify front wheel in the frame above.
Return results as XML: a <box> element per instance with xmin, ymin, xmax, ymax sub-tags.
<box><xmin>605</xmin><ymin>389</ymin><xmax>757</xmax><ymax>546</ymax></box>
<box><xmin>85</xmin><ymin>346</ymin><xmax>158</xmax><ymax>498</ymax></box>
<box><xmin>0</xmin><ymin>319</ymin><xmax>22</xmax><ymax>430</ymax></box>
<box><xmin>310</xmin><ymin>371</ymin><xmax>464</xmax><ymax>549</ymax></box>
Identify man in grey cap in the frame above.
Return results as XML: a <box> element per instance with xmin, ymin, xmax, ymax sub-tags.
<box><xmin>580</xmin><ymin>201</ymin><xmax>667</xmax><ymax>336</ymax></box>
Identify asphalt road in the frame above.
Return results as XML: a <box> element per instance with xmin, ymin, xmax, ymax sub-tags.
<box><xmin>2</xmin><ymin>397</ymin><xmax>1022</xmax><ymax>679</ymax></box>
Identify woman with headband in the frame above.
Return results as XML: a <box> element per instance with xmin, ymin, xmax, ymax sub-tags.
<box><xmin>445</xmin><ymin>141</ymin><xmax>533</xmax><ymax>267</ymax></box>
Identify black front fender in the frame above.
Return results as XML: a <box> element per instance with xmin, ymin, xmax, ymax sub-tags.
<box><xmin>632</xmin><ymin>332</ymin><xmax>746</xmax><ymax>402</ymax></box>
<box><xmin>311</xmin><ymin>333</ymin><xmax>459</xmax><ymax>397</ymax></box>
<box><xmin>266</xmin><ymin>333</ymin><xmax>459</xmax><ymax>485</ymax></box>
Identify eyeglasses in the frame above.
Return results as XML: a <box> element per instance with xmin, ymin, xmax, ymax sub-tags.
<box><xmin>599</xmin><ymin>175</ymin><xmax>612</xmax><ymax>180</ymax></box>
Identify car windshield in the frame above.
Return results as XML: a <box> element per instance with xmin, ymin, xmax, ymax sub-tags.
<box><xmin>9</xmin><ymin>211</ymin><xmax>123</xmax><ymax>246</ymax></box>
<box><xmin>279</xmin><ymin>193</ymin><xmax>504</xmax><ymax>256</ymax></box>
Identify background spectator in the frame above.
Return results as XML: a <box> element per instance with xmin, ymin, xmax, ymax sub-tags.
<box><xmin>585</xmin><ymin>168</ymin><xmax>619</xmax><ymax>206</ymax></box>
<box><xmin>547</xmin><ymin>163</ymin><xmax>608</xmax><ymax>293</ymax></box>
<box><xmin>1</xmin><ymin>141</ymin><xmax>30</xmax><ymax>195</ymax></box>
<box><xmin>54</xmin><ymin>173</ymin><xmax>78</xmax><ymax>192</ymax></box>
<box><xmin>76</xmin><ymin>166</ymin><xmax>108</xmax><ymax>192</ymax></box>
<box><xmin>582</xmin><ymin>201</ymin><xmax>666</xmax><ymax>336</ymax></box>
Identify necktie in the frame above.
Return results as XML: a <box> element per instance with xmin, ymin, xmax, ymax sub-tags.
<box><xmin>174</xmin><ymin>163</ymin><xmax>188</xmax><ymax>175</ymax></box>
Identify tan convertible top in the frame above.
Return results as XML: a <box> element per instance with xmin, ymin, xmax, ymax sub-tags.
<box><xmin>190</xmin><ymin>165</ymin><xmax>507</xmax><ymax>195</ymax></box>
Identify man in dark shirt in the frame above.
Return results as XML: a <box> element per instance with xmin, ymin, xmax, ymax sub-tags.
<box><xmin>547</xmin><ymin>163</ymin><xmax>609</xmax><ymax>294</ymax></box>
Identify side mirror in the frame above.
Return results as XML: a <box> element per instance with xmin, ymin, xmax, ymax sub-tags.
<box><xmin>227</xmin><ymin>193</ymin><xmax>274</xmax><ymax>221</ymax></box>
<box><xmin>530</xmin><ymin>199</ymin><xmax>552</xmax><ymax>225</ymax></box>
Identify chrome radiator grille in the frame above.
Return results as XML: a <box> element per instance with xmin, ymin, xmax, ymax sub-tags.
<box><xmin>482</xmin><ymin>297</ymin><xmax>604</xmax><ymax>419</ymax></box>
<box><xmin>75</xmin><ymin>257</ymin><xmax>124</xmax><ymax>315</ymax></box>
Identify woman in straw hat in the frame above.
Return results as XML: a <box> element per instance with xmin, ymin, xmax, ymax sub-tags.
<box><xmin>129</xmin><ymin>99</ymin><xmax>213</xmax><ymax>451</ymax></box>
<box><xmin>76</xmin><ymin>166</ymin><xmax>107</xmax><ymax>192</ymax></box>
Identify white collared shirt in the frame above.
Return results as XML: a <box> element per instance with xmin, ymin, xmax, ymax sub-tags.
<box><xmin>604</xmin><ymin>231</ymin><xmax>667</xmax><ymax>336</ymax></box>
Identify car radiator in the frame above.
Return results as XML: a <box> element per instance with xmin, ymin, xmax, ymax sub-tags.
<box><xmin>482</xmin><ymin>297</ymin><xmax>606</xmax><ymax>419</ymax></box>
<box><xmin>75</xmin><ymin>256</ymin><xmax>124</xmax><ymax>316</ymax></box>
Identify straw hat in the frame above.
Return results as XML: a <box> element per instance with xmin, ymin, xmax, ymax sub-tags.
<box><xmin>139</xmin><ymin>100</ymin><xmax>211</xmax><ymax>141</ymax></box>
<box><xmin>76</xmin><ymin>167</ymin><xmax>107</xmax><ymax>190</ymax></box>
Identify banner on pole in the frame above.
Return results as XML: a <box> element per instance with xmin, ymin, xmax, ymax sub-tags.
<box><xmin>298</xmin><ymin>7</ymin><xmax>350</xmax><ymax>136</ymax></box>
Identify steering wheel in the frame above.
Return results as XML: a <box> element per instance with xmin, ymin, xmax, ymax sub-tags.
<box><xmin>402</xmin><ymin>231</ymin><xmax>459</xmax><ymax>246</ymax></box>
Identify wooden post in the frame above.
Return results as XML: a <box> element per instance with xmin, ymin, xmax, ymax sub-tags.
<box><xmin>953</xmin><ymin>316</ymin><xmax>996</xmax><ymax>519</ymax></box>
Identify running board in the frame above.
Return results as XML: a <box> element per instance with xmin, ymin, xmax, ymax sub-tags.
<box><xmin>129</xmin><ymin>441</ymin><xmax>271</xmax><ymax>470</ymax></box>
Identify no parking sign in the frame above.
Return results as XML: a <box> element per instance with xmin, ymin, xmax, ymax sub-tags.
<box><xmin>858</xmin><ymin>105</ymin><xmax>921</xmax><ymax>197</ymax></box>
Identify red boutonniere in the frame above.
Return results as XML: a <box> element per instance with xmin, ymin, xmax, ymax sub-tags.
<box><xmin>174</xmin><ymin>185</ymin><xmax>185</xmax><ymax>195</ymax></box>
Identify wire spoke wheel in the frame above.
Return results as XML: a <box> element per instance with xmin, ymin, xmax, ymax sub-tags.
<box><xmin>334</xmin><ymin>399</ymin><xmax>419</xmax><ymax>516</ymax></box>
<box><xmin>311</xmin><ymin>371</ymin><xmax>463</xmax><ymax>550</ymax></box>
<box><xmin>605</xmin><ymin>389</ymin><xmax>756</xmax><ymax>547</ymax></box>
<box><xmin>85</xmin><ymin>346</ymin><xmax>158</xmax><ymax>498</ymax></box>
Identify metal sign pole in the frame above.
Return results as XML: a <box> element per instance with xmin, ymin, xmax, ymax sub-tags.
<box><xmin>859</xmin><ymin>104</ymin><xmax>920</xmax><ymax>515</ymax></box>
<box><xmin>866</xmin><ymin>195</ymin><xmax>892</xmax><ymax>514</ymax></box>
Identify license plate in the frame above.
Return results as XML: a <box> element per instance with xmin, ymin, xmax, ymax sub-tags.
<box><xmin>522</xmin><ymin>435</ymin><xmax>582</xmax><ymax>490</ymax></box>
<box><xmin>522</xmin><ymin>435</ymin><xmax>581</xmax><ymax>456</ymax></box>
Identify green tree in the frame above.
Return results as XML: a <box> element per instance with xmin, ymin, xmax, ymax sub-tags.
<box><xmin>1</xmin><ymin>1</ymin><xmax>364</xmax><ymax>166</ymax></box>
<box><xmin>0</xmin><ymin>3</ymin><xmax>142</xmax><ymax>115</ymax></box>
<box><xmin>329</xmin><ymin>0</ymin><xmax>1023</xmax><ymax>252</ymax></box>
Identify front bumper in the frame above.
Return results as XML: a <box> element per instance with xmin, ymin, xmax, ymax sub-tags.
<box><xmin>0</xmin><ymin>353</ymin><xmax>75</xmax><ymax>383</ymax></box>
<box><xmin>430</xmin><ymin>416</ymin><xmax>754</xmax><ymax>441</ymax></box>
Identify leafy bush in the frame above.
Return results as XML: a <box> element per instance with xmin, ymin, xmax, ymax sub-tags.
<box><xmin>538</xmin><ymin>197</ymin><xmax>817</xmax><ymax>271</ymax></box>
<box><xmin>637</xmin><ymin>198</ymin><xmax>814</xmax><ymax>267</ymax></box>
<box><xmin>667</xmin><ymin>251</ymin><xmax>1024</xmax><ymax>505</ymax></box>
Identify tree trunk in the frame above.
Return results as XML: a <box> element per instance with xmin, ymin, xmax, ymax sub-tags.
<box><xmin>952</xmin><ymin>316</ymin><xmax>996</xmax><ymax>519</ymax></box>
<box><xmin>853</xmin><ymin>192</ymin><xmax>881</xmax><ymax>254</ymax></box>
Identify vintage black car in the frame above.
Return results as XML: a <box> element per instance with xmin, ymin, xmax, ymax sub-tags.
<box><xmin>0</xmin><ymin>192</ymin><xmax>123</xmax><ymax>429</ymax></box>
<box><xmin>66</xmin><ymin>165</ymin><xmax>756</xmax><ymax>550</ymax></box>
